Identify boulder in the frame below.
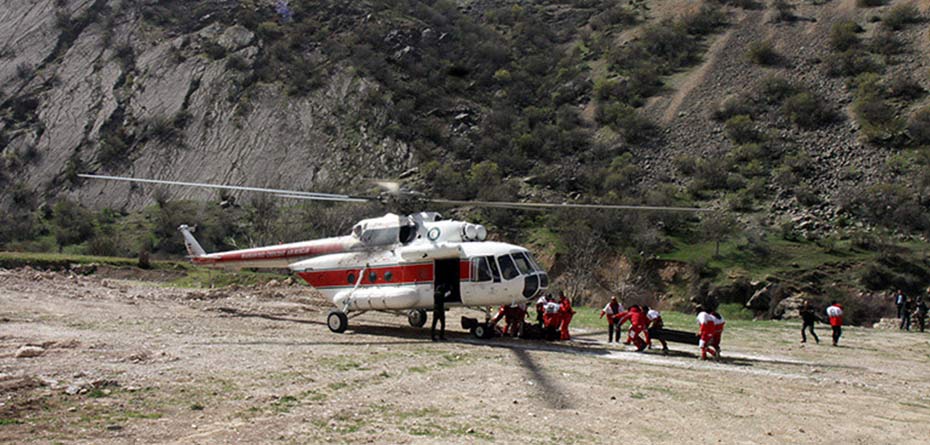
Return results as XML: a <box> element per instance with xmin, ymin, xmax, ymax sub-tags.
<box><xmin>873</xmin><ymin>318</ymin><xmax>899</xmax><ymax>330</ymax></box>
<box><xmin>15</xmin><ymin>345</ymin><xmax>45</xmax><ymax>358</ymax></box>
<box><xmin>772</xmin><ymin>294</ymin><xmax>809</xmax><ymax>320</ymax></box>
<box><xmin>218</xmin><ymin>25</ymin><xmax>254</xmax><ymax>51</ymax></box>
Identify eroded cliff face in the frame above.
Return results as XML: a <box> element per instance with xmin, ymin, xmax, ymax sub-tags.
<box><xmin>1</xmin><ymin>0</ymin><xmax>412</xmax><ymax>210</ymax></box>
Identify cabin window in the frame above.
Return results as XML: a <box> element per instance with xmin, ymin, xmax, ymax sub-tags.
<box><xmin>497</xmin><ymin>254</ymin><xmax>519</xmax><ymax>280</ymax></box>
<box><xmin>512</xmin><ymin>252</ymin><xmax>532</xmax><ymax>275</ymax></box>
<box><xmin>486</xmin><ymin>255</ymin><xmax>501</xmax><ymax>282</ymax></box>
<box><xmin>474</xmin><ymin>257</ymin><xmax>493</xmax><ymax>282</ymax></box>
<box><xmin>385</xmin><ymin>271</ymin><xmax>393</xmax><ymax>282</ymax></box>
<box><xmin>368</xmin><ymin>271</ymin><xmax>378</xmax><ymax>283</ymax></box>
<box><xmin>347</xmin><ymin>273</ymin><xmax>356</xmax><ymax>284</ymax></box>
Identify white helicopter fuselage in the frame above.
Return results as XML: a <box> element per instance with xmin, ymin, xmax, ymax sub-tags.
<box><xmin>181</xmin><ymin>213</ymin><xmax>549</xmax><ymax>315</ymax></box>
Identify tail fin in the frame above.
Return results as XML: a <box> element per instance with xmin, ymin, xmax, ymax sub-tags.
<box><xmin>178</xmin><ymin>225</ymin><xmax>207</xmax><ymax>257</ymax></box>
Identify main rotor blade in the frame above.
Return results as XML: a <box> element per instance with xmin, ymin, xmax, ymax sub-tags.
<box><xmin>78</xmin><ymin>174</ymin><xmax>375</xmax><ymax>203</ymax></box>
<box><xmin>427</xmin><ymin>198</ymin><xmax>710</xmax><ymax>212</ymax></box>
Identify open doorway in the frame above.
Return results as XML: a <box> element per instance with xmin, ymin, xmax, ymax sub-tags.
<box><xmin>434</xmin><ymin>258</ymin><xmax>462</xmax><ymax>303</ymax></box>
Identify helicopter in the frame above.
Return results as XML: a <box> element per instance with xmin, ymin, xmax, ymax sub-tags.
<box><xmin>78</xmin><ymin>173</ymin><xmax>707</xmax><ymax>338</ymax></box>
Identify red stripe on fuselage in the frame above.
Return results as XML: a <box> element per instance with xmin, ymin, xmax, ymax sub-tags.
<box><xmin>298</xmin><ymin>261</ymin><xmax>471</xmax><ymax>289</ymax></box>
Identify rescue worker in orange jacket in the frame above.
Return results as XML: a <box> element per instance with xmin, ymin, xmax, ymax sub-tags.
<box><xmin>558</xmin><ymin>291</ymin><xmax>575</xmax><ymax>341</ymax></box>
<box><xmin>543</xmin><ymin>296</ymin><xmax>562</xmax><ymax>331</ymax></box>
<box><xmin>826</xmin><ymin>301</ymin><xmax>844</xmax><ymax>346</ymax></box>
<box><xmin>599</xmin><ymin>296</ymin><xmax>625</xmax><ymax>343</ymax></box>
<box><xmin>629</xmin><ymin>305</ymin><xmax>650</xmax><ymax>351</ymax></box>
<box><xmin>696</xmin><ymin>306</ymin><xmax>716</xmax><ymax>360</ymax></box>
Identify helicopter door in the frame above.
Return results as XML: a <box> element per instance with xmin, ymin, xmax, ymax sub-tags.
<box><xmin>433</xmin><ymin>258</ymin><xmax>462</xmax><ymax>303</ymax></box>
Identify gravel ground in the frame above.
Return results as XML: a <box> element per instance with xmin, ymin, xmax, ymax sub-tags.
<box><xmin>2</xmin><ymin>267</ymin><xmax>930</xmax><ymax>444</ymax></box>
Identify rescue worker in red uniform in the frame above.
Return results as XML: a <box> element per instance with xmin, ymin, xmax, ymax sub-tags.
<box><xmin>543</xmin><ymin>297</ymin><xmax>561</xmax><ymax>331</ymax></box>
<box><xmin>826</xmin><ymin>301</ymin><xmax>844</xmax><ymax>346</ymax></box>
<box><xmin>599</xmin><ymin>296</ymin><xmax>625</xmax><ymax>343</ymax></box>
<box><xmin>628</xmin><ymin>305</ymin><xmax>650</xmax><ymax>351</ymax></box>
<box><xmin>558</xmin><ymin>291</ymin><xmax>575</xmax><ymax>341</ymax></box>
<box><xmin>696</xmin><ymin>306</ymin><xmax>716</xmax><ymax>360</ymax></box>
<box><xmin>710</xmin><ymin>311</ymin><xmax>725</xmax><ymax>358</ymax></box>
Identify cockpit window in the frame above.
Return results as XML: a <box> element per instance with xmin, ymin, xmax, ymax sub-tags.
<box><xmin>512</xmin><ymin>252</ymin><xmax>533</xmax><ymax>275</ymax></box>
<box><xmin>474</xmin><ymin>257</ymin><xmax>493</xmax><ymax>282</ymax></box>
<box><xmin>525</xmin><ymin>252</ymin><xmax>542</xmax><ymax>272</ymax></box>
<box><xmin>497</xmin><ymin>254</ymin><xmax>519</xmax><ymax>280</ymax></box>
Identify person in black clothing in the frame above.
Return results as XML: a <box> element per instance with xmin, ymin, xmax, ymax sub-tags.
<box><xmin>914</xmin><ymin>297</ymin><xmax>928</xmax><ymax>333</ymax></box>
<box><xmin>431</xmin><ymin>284</ymin><xmax>447</xmax><ymax>341</ymax></box>
<box><xmin>799</xmin><ymin>301</ymin><xmax>820</xmax><ymax>344</ymax></box>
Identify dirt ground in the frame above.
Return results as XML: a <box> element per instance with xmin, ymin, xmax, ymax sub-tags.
<box><xmin>2</xmin><ymin>268</ymin><xmax>930</xmax><ymax>444</ymax></box>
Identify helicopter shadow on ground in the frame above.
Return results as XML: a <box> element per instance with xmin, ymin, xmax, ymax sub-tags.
<box><xmin>208</xmin><ymin>306</ymin><xmax>458</xmax><ymax>346</ymax></box>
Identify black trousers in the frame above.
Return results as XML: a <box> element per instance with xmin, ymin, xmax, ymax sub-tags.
<box><xmin>431</xmin><ymin>308</ymin><xmax>445</xmax><ymax>339</ymax></box>
<box><xmin>831</xmin><ymin>325</ymin><xmax>842</xmax><ymax>345</ymax></box>
<box><xmin>607</xmin><ymin>320</ymin><xmax>617</xmax><ymax>342</ymax></box>
<box><xmin>801</xmin><ymin>322</ymin><xmax>819</xmax><ymax>343</ymax></box>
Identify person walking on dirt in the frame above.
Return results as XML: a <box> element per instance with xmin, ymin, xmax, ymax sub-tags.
<box><xmin>914</xmin><ymin>297</ymin><xmax>928</xmax><ymax>333</ymax></box>
<box><xmin>895</xmin><ymin>290</ymin><xmax>908</xmax><ymax>327</ymax></box>
<box><xmin>431</xmin><ymin>284</ymin><xmax>447</xmax><ymax>341</ymax></box>
<box><xmin>644</xmin><ymin>305</ymin><xmax>669</xmax><ymax>354</ymax></box>
<box><xmin>599</xmin><ymin>296</ymin><xmax>625</xmax><ymax>343</ymax></box>
<box><xmin>558</xmin><ymin>291</ymin><xmax>575</xmax><ymax>341</ymax></box>
<box><xmin>826</xmin><ymin>301</ymin><xmax>844</xmax><ymax>346</ymax></box>
<box><xmin>799</xmin><ymin>301</ymin><xmax>820</xmax><ymax>344</ymax></box>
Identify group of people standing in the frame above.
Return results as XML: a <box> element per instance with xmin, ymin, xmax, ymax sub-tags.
<box><xmin>892</xmin><ymin>289</ymin><xmax>929</xmax><ymax>332</ymax></box>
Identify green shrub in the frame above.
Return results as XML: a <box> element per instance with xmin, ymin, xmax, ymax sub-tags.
<box><xmin>824</xmin><ymin>49</ymin><xmax>881</xmax><ymax>77</ymax></box>
<box><xmin>597</xmin><ymin>103</ymin><xmax>658</xmax><ymax>144</ymax></box>
<box><xmin>881</xmin><ymin>4</ymin><xmax>921</xmax><ymax>30</ymax></box>
<box><xmin>772</xmin><ymin>0</ymin><xmax>795</xmax><ymax>22</ymax></box>
<box><xmin>15</xmin><ymin>63</ymin><xmax>34</xmax><ymax>80</ymax></box>
<box><xmin>683</xmin><ymin>5</ymin><xmax>728</xmax><ymax>36</ymax></box>
<box><xmin>757</xmin><ymin>76</ymin><xmax>799</xmax><ymax>104</ymax></box>
<box><xmin>782</xmin><ymin>92</ymin><xmax>837</xmax><ymax>129</ymax></box>
<box><xmin>868</xmin><ymin>30</ymin><xmax>906</xmax><ymax>57</ymax></box>
<box><xmin>724</xmin><ymin>115</ymin><xmax>763</xmax><ymax>144</ymax></box>
<box><xmin>203</xmin><ymin>41</ymin><xmax>226</xmax><ymax>60</ymax></box>
<box><xmin>51</xmin><ymin>200</ymin><xmax>96</xmax><ymax>250</ymax></box>
<box><xmin>590</xmin><ymin>5</ymin><xmax>638</xmax><ymax>30</ymax></box>
<box><xmin>746</xmin><ymin>40</ymin><xmax>781</xmax><ymax>66</ymax></box>
<box><xmin>909</xmin><ymin>107</ymin><xmax>930</xmax><ymax>146</ymax></box>
<box><xmin>853</xmin><ymin>93</ymin><xmax>906</xmax><ymax>144</ymax></box>
<box><xmin>712</xmin><ymin>94</ymin><xmax>755</xmax><ymax>121</ymax></box>
<box><xmin>856</xmin><ymin>0</ymin><xmax>887</xmax><ymax>7</ymax></box>
<box><xmin>885</xmin><ymin>75</ymin><xmax>925</xmax><ymax>100</ymax></box>
<box><xmin>829</xmin><ymin>21</ymin><xmax>863</xmax><ymax>51</ymax></box>
<box><xmin>225</xmin><ymin>55</ymin><xmax>250</xmax><ymax>71</ymax></box>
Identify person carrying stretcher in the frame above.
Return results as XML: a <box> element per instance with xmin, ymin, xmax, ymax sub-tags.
<box><xmin>696</xmin><ymin>306</ymin><xmax>717</xmax><ymax>360</ymax></box>
<box><xmin>644</xmin><ymin>305</ymin><xmax>669</xmax><ymax>354</ymax></box>
<box><xmin>614</xmin><ymin>305</ymin><xmax>649</xmax><ymax>351</ymax></box>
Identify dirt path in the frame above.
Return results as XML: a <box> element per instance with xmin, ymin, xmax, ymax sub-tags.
<box><xmin>2</xmin><ymin>268</ymin><xmax>930</xmax><ymax>444</ymax></box>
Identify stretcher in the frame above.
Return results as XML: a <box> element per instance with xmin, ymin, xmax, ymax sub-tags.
<box><xmin>649</xmin><ymin>327</ymin><xmax>699</xmax><ymax>345</ymax></box>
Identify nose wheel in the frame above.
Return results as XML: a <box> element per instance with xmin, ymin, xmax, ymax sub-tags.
<box><xmin>327</xmin><ymin>310</ymin><xmax>348</xmax><ymax>333</ymax></box>
<box><xmin>407</xmin><ymin>309</ymin><xmax>427</xmax><ymax>328</ymax></box>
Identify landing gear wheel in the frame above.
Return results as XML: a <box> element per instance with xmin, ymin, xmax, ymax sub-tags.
<box><xmin>472</xmin><ymin>323</ymin><xmax>493</xmax><ymax>339</ymax></box>
<box><xmin>327</xmin><ymin>310</ymin><xmax>348</xmax><ymax>333</ymax></box>
<box><xmin>408</xmin><ymin>309</ymin><xmax>427</xmax><ymax>328</ymax></box>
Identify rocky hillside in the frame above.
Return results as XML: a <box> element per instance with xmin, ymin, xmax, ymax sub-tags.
<box><xmin>2</xmin><ymin>0</ymin><xmax>930</xmax><ymax>311</ymax></box>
